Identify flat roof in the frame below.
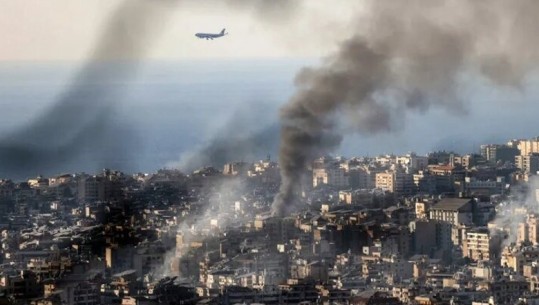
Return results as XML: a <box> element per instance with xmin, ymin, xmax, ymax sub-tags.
<box><xmin>431</xmin><ymin>198</ymin><xmax>472</xmax><ymax>211</ymax></box>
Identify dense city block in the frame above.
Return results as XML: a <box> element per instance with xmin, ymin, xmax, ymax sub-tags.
<box><xmin>2</xmin><ymin>137</ymin><xmax>539</xmax><ymax>304</ymax></box>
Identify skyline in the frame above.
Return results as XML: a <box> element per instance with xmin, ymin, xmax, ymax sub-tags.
<box><xmin>1</xmin><ymin>0</ymin><xmax>539</xmax><ymax>178</ymax></box>
<box><xmin>3</xmin><ymin>2</ymin><xmax>539</xmax><ymax>304</ymax></box>
<box><xmin>1</xmin><ymin>59</ymin><xmax>539</xmax><ymax>179</ymax></box>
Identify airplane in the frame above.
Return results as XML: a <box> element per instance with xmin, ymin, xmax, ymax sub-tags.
<box><xmin>195</xmin><ymin>28</ymin><xmax>227</xmax><ymax>40</ymax></box>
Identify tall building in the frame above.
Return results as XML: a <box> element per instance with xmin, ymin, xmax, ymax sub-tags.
<box><xmin>461</xmin><ymin>176</ymin><xmax>506</xmax><ymax>197</ymax></box>
<box><xmin>375</xmin><ymin>170</ymin><xmax>414</xmax><ymax>197</ymax></box>
<box><xmin>410</xmin><ymin>220</ymin><xmax>453</xmax><ymax>257</ymax></box>
<box><xmin>427</xmin><ymin>164</ymin><xmax>465</xmax><ymax>194</ymax></box>
<box><xmin>429</xmin><ymin>198</ymin><xmax>473</xmax><ymax>226</ymax></box>
<box><xmin>450</xmin><ymin>154</ymin><xmax>483</xmax><ymax>169</ymax></box>
<box><xmin>347</xmin><ymin>167</ymin><xmax>371</xmax><ymax>189</ymax></box>
<box><xmin>518</xmin><ymin>222</ymin><xmax>529</xmax><ymax>245</ymax></box>
<box><xmin>76</xmin><ymin>175</ymin><xmax>105</xmax><ymax>203</ymax></box>
<box><xmin>480</xmin><ymin>144</ymin><xmax>520</xmax><ymax>164</ymax></box>
<box><xmin>527</xmin><ymin>214</ymin><xmax>539</xmax><ymax>245</ymax></box>
<box><xmin>413</xmin><ymin>171</ymin><xmax>436</xmax><ymax>194</ymax></box>
<box><xmin>515</xmin><ymin>153</ymin><xmax>539</xmax><ymax>174</ymax></box>
<box><xmin>76</xmin><ymin>172</ymin><xmax>122</xmax><ymax>203</ymax></box>
<box><xmin>462</xmin><ymin>227</ymin><xmax>492</xmax><ymax>261</ymax></box>
<box><xmin>517</xmin><ymin>137</ymin><xmax>539</xmax><ymax>156</ymax></box>
<box><xmin>133</xmin><ymin>242</ymin><xmax>166</xmax><ymax>278</ymax></box>
<box><xmin>312</xmin><ymin>157</ymin><xmax>349</xmax><ymax>188</ymax></box>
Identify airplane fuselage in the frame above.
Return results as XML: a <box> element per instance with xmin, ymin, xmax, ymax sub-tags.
<box><xmin>195</xmin><ymin>29</ymin><xmax>227</xmax><ymax>40</ymax></box>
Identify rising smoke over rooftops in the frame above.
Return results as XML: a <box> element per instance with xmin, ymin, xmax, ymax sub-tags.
<box><xmin>272</xmin><ymin>0</ymin><xmax>539</xmax><ymax>216</ymax></box>
<box><xmin>171</xmin><ymin>123</ymin><xmax>280</xmax><ymax>172</ymax></box>
<box><xmin>0</xmin><ymin>0</ymin><xmax>302</xmax><ymax>179</ymax></box>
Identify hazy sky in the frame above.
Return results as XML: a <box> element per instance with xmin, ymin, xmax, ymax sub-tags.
<box><xmin>0</xmin><ymin>0</ymin><xmax>363</xmax><ymax>62</ymax></box>
<box><xmin>2</xmin><ymin>0</ymin><xmax>539</xmax><ymax>179</ymax></box>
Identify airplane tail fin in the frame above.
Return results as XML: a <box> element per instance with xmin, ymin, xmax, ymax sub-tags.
<box><xmin>221</xmin><ymin>28</ymin><xmax>226</xmax><ymax>35</ymax></box>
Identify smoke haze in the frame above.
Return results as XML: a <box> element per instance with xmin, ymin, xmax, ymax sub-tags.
<box><xmin>0</xmin><ymin>0</ymin><xmax>304</xmax><ymax>179</ymax></box>
<box><xmin>489</xmin><ymin>178</ymin><xmax>539</xmax><ymax>254</ymax></box>
<box><xmin>0</xmin><ymin>0</ymin><xmax>176</xmax><ymax>178</ymax></box>
<box><xmin>169</xmin><ymin>100</ymin><xmax>283</xmax><ymax>172</ymax></box>
<box><xmin>170</xmin><ymin>124</ymin><xmax>279</xmax><ymax>172</ymax></box>
<box><xmin>158</xmin><ymin>177</ymin><xmax>249</xmax><ymax>278</ymax></box>
<box><xmin>272</xmin><ymin>0</ymin><xmax>539</xmax><ymax>216</ymax></box>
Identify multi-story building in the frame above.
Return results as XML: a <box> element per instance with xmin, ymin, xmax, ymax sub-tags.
<box><xmin>460</xmin><ymin>176</ymin><xmax>506</xmax><ymax>197</ymax></box>
<box><xmin>427</xmin><ymin>164</ymin><xmax>465</xmax><ymax>194</ymax></box>
<box><xmin>375</xmin><ymin>155</ymin><xmax>394</xmax><ymax>167</ymax></box>
<box><xmin>375</xmin><ymin>170</ymin><xmax>414</xmax><ymax>197</ymax></box>
<box><xmin>518</xmin><ymin>222</ymin><xmax>529</xmax><ymax>245</ymax></box>
<box><xmin>415</xmin><ymin>200</ymin><xmax>432</xmax><ymax>219</ymax></box>
<box><xmin>338</xmin><ymin>189</ymin><xmax>374</xmax><ymax>206</ymax></box>
<box><xmin>517</xmin><ymin>214</ymin><xmax>539</xmax><ymax>245</ymax></box>
<box><xmin>450</xmin><ymin>154</ymin><xmax>483</xmax><ymax>169</ymax></box>
<box><xmin>410</xmin><ymin>220</ymin><xmax>453</xmax><ymax>258</ymax></box>
<box><xmin>313</xmin><ymin>166</ymin><xmax>348</xmax><ymax>188</ymax></box>
<box><xmin>76</xmin><ymin>176</ymin><xmax>95</xmax><ymax>203</ymax></box>
<box><xmin>133</xmin><ymin>241</ymin><xmax>166</xmax><ymax>278</ymax></box>
<box><xmin>500</xmin><ymin>247</ymin><xmax>539</xmax><ymax>274</ymax></box>
<box><xmin>395</xmin><ymin>153</ymin><xmax>429</xmax><ymax>171</ymax></box>
<box><xmin>44</xmin><ymin>281</ymin><xmax>100</xmax><ymax>305</ymax></box>
<box><xmin>516</xmin><ymin>137</ymin><xmax>539</xmax><ymax>156</ymax></box>
<box><xmin>223</xmin><ymin>162</ymin><xmax>250</xmax><ymax>176</ymax></box>
<box><xmin>480</xmin><ymin>144</ymin><xmax>520</xmax><ymax>164</ymax></box>
<box><xmin>413</xmin><ymin>171</ymin><xmax>436</xmax><ymax>194</ymax></box>
<box><xmin>312</xmin><ymin>157</ymin><xmax>349</xmax><ymax>188</ymax></box>
<box><xmin>392</xmin><ymin>286</ymin><xmax>416</xmax><ymax>304</ymax></box>
<box><xmin>0</xmin><ymin>270</ymin><xmax>42</xmax><ymax>299</ymax></box>
<box><xmin>515</xmin><ymin>153</ymin><xmax>539</xmax><ymax>174</ymax></box>
<box><xmin>429</xmin><ymin>198</ymin><xmax>473</xmax><ymax>226</ymax></box>
<box><xmin>347</xmin><ymin>167</ymin><xmax>372</xmax><ymax>189</ymax></box>
<box><xmin>462</xmin><ymin>228</ymin><xmax>492</xmax><ymax>261</ymax></box>
<box><xmin>529</xmin><ymin>214</ymin><xmax>539</xmax><ymax>246</ymax></box>
<box><xmin>69</xmin><ymin>281</ymin><xmax>100</xmax><ymax>305</ymax></box>
<box><xmin>486</xmin><ymin>280</ymin><xmax>529</xmax><ymax>305</ymax></box>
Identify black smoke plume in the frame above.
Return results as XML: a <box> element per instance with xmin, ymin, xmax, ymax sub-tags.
<box><xmin>0</xmin><ymin>0</ymin><xmax>174</xmax><ymax>178</ymax></box>
<box><xmin>0</xmin><ymin>0</ymin><xmax>301</xmax><ymax>179</ymax></box>
<box><xmin>272</xmin><ymin>0</ymin><xmax>539</xmax><ymax>216</ymax></box>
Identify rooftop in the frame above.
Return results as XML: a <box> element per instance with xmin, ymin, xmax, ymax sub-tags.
<box><xmin>431</xmin><ymin>198</ymin><xmax>472</xmax><ymax>211</ymax></box>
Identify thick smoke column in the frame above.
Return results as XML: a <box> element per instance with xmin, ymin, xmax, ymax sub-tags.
<box><xmin>272</xmin><ymin>0</ymin><xmax>539</xmax><ymax>216</ymax></box>
<box><xmin>0</xmin><ymin>0</ymin><xmax>174</xmax><ymax>178</ymax></box>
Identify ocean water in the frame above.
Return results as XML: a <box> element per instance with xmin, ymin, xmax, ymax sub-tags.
<box><xmin>0</xmin><ymin>60</ymin><xmax>303</xmax><ymax>178</ymax></box>
<box><xmin>1</xmin><ymin>59</ymin><xmax>539</xmax><ymax>179</ymax></box>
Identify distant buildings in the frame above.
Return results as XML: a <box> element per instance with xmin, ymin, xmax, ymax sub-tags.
<box><xmin>5</xmin><ymin>136</ymin><xmax>539</xmax><ymax>304</ymax></box>
<box><xmin>375</xmin><ymin>170</ymin><xmax>414</xmax><ymax>197</ymax></box>
<box><xmin>516</xmin><ymin>137</ymin><xmax>539</xmax><ymax>156</ymax></box>
<box><xmin>518</xmin><ymin>214</ymin><xmax>539</xmax><ymax>246</ymax></box>
<box><xmin>312</xmin><ymin>157</ymin><xmax>348</xmax><ymax>188</ymax></box>
<box><xmin>515</xmin><ymin>153</ymin><xmax>539</xmax><ymax>174</ymax></box>
<box><xmin>223</xmin><ymin>162</ymin><xmax>249</xmax><ymax>176</ymax></box>
<box><xmin>480</xmin><ymin>144</ymin><xmax>520</xmax><ymax>164</ymax></box>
